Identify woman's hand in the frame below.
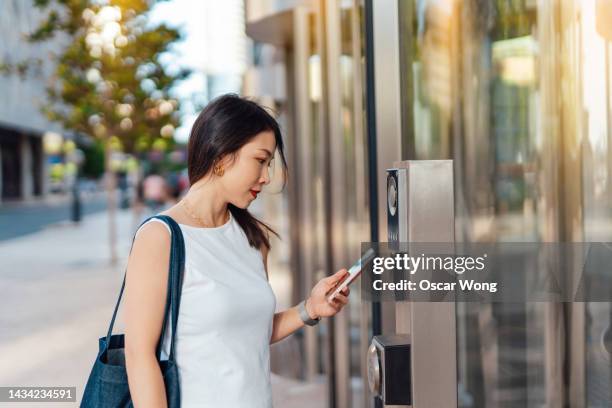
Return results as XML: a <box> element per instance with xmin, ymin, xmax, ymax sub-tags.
<box><xmin>305</xmin><ymin>269</ymin><xmax>351</xmax><ymax>319</ymax></box>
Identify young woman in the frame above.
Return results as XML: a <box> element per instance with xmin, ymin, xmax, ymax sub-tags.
<box><xmin>123</xmin><ymin>94</ymin><xmax>351</xmax><ymax>407</ymax></box>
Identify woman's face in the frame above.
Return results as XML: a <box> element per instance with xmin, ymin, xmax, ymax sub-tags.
<box><xmin>218</xmin><ymin>130</ymin><xmax>276</xmax><ymax>209</ymax></box>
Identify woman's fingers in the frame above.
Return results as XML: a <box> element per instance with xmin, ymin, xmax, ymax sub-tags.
<box><xmin>326</xmin><ymin>269</ymin><xmax>348</xmax><ymax>286</ymax></box>
<box><xmin>326</xmin><ymin>284</ymin><xmax>350</xmax><ymax>302</ymax></box>
<box><xmin>332</xmin><ymin>293</ymin><xmax>348</xmax><ymax>304</ymax></box>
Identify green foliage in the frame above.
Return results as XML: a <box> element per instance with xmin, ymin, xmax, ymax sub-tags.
<box><xmin>27</xmin><ymin>0</ymin><xmax>188</xmax><ymax>154</ymax></box>
<box><xmin>81</xmin><ymin>140</ymin><xmax>106</xmax><ymax>178</ymax></box>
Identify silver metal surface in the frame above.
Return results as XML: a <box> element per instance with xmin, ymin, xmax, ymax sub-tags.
<box><xmin>392</xmin><ymin>160</ymin><xmax>457</xmax><ymax>408</ymax></box>
<box><xmin>367</xmin><ymin>343</ymin><xmax>381</xmax><ymax>396</ymax></box>
<box><xmin>292</xmin><ymin>3</ymin><xmax>319</xmax><ymax>381</ymax></box>
<box><xmin>325</xmin><ymin>0</ymin><xmax>351</xmax><ymax>405</ymax></box>
<box><xmin>373</xmin><ymin>0</ymin><xmax>403</xmax><ymax>245</ymax></box>
<box><xmin>372</xmin><ymin>0</ymin><xmax>404</xmax><ymax>343</ymax></box>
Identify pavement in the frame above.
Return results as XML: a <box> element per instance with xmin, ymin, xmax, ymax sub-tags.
<box><xmin>0</xmin><ymin>205</ymin><xmax>328</xmax><ymax>407</ymax></box>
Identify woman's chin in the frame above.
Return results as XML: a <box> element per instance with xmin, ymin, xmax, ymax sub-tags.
<box><xmin>229</xmin><ymin>194</ymin><xmax>256</xmax><ymax>209</ymax></box>
<box><xmin>232</xmin><ymin>199</ymin><xmax>251</xmax><ymax>209</ymax></box>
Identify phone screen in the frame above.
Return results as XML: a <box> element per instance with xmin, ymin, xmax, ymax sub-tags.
<box><xmin>327</xmin><ymin>248</ymin><xmax>376</xmax><ymax>302</ymax></box>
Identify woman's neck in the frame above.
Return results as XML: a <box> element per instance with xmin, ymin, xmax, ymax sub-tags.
<box><xmin>181</xmin><ymin>181</ymin><xmax>229</xmax><ymax>227</ymax></box>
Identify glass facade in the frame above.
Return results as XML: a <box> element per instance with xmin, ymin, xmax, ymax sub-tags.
<box><xmin>246</xmin><ymin>0</ymin><xmax>612</xmax><ymax>406</ymax></box>
<box><xmin>399</xmin><ymin>0</ymin><xmax>612</xmax><ymax>406</ymax></box>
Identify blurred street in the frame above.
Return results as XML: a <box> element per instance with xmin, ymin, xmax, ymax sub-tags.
<box><xmin>0</xmin><ymin>190</ymin><xmax>107</xmax><ymax>241</ymax></box>
<box><xmin>0</xmin><ymin>205</ymin><xmax>326</xmax><ymax>407</ymax></box>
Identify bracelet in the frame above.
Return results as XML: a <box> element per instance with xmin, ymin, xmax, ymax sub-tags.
<box><xmin>298</xmin><ymin>299</ymin><xmax>321</xmax><ymax>326</ymax></box>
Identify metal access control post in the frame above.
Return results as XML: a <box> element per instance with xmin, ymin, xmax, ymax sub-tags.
<box><xmin>370</xmin><ymin>160</ymin><xmax>457</xmax><ymax>408</ymax></box>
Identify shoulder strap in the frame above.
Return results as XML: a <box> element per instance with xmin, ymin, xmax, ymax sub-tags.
<box><xmin>103</xmin><ymin>215</ymin><xmax>185</xmax><ymax>362</ymax></box>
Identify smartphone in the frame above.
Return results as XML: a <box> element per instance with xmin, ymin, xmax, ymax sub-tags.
<box><xmin>327</xmin><ymin>248</ymin><xmax>377</xmax><ymax>303</ymax></box>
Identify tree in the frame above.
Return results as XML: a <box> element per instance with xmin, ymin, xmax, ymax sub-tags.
<box><xmin>26</xmin><ymin>0</ymin><xmax>189</xmax><ymax>263</ymax></box>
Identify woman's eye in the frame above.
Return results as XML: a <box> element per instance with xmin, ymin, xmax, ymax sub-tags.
<box><xmin>257</xmin><ymin>158</ymin><xmax>266</xmax><ymax>164</ymax></box>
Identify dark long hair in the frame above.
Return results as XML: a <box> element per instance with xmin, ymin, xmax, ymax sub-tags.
<box><xmin>187</xmin><ymin>94</ymin><xmax>288</xmax><ymax>250</ymax></box>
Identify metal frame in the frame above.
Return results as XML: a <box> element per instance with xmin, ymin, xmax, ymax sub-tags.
<box><xmin>372</xmin><ymin>0</ymin><xmax>402</xmax><ymax>343</ymax></box>
<box><xmin>392</xmin><ymin>160</ymin><xmax>457</xmax><ymax>408</ymax></box>
<box><xmin>324</xmin><ymin>0</ymin><xmax>352</xmax><ymax>405</ymax></box>
<box><xmin>313</xmin><ymin>1</ymin><xmax>339</xmax><ymax>406</ymax></box>
<box><xmin>350</xmin><ymin>1</ymin><xmax>374</xmax><ymax>406</ymax></box>
<box><xmin>292</xmin><ymin>4</ymin><xmax>320</xmax><ymax>382</ymax></box>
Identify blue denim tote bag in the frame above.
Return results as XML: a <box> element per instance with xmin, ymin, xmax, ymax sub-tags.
<box><xmin>80</xmin><ymin>215</ymin><xmax>185</xmax><ymax>407</ymax></box>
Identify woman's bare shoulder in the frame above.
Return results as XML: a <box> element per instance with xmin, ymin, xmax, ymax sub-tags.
<box><xmin>132</xmin><ymin>220</ymin><xmax>171</xmax><ymax>258</ymax></box>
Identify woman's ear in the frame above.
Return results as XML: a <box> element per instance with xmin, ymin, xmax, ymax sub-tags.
<box><xmin>217</xmin><ymin>152</ymin><xmax>238</xmax><ymax>171</ymax></box>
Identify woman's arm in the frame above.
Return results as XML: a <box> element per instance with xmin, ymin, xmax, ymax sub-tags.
<box><xmin>270</xmin><ymin>304</ymin><xmax>307</xmax><ymax>344</ymax></box>
<box><xmin>123</xmin><ymin>222</ymin><xmax>172</xmax><ymax>408</ymax></box>
<box><xmin>261</xmin><ymin>244</ymin><xmax>350</xmax><ymax>345</ymax></box>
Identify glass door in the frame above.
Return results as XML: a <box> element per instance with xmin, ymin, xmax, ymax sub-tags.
<box><xmin>392</xmin><ymin>0</ymin><xmax>612</xmax><ymax>406</ymax></box>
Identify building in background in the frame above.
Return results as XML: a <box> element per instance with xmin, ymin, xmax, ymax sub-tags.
<box><xmin>0</xmin><ymin>1</ymin><xmax>67</xmax><ymax>202</ymax></box>
<box><xmin>201</xmin><ymin>0</ymin><xmax>248</xmax><ymax>98</ymax></box>
<box><xmin>244</xmin><ymin>0</ymin><xmax>612</xmax><ymax>407</ymax></box>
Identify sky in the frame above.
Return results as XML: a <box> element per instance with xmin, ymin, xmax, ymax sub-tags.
<box><xmin>148</xmin><ymin>0</ymin><xmax>248</xmax><ymax>143</ymax></box>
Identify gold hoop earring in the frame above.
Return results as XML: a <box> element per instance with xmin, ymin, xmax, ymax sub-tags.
<box><xmin>214</xmin><ymin>164</ymin><xmax>224</xmax><ymax>176</ymax></box>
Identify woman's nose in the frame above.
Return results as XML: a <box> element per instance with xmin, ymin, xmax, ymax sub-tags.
<box><xmin>259</xmin><ymin>166</ymin><xmax>271</xmax><ymax>185</ymax></box>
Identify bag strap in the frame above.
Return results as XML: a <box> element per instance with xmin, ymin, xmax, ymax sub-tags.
<box><xmin>163</xmin><ymin>215</ymin><xmax>185</xmax><ymax>361</ymax></box>
<box><xmin>104</xmin><ymin>214</ymin><xmax>185</xmax><ymax>362</ymax></box>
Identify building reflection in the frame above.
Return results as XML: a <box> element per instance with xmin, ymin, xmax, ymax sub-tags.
<box><xmin>245</xmin><ymin>0</ymin><xmax>612</xmax><ymax>406</ymax></box>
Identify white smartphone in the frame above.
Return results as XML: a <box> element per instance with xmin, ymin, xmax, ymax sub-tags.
<box><xmin>327</xmin><ymin>248</ymin><xmax>377</xmax><ymax>303</ymax></box>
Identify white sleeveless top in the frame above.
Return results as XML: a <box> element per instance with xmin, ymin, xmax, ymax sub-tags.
<box><xmin>135</xmin><ymin>212</ymin><xmax>277</xmax><ymax>407</ymax></box>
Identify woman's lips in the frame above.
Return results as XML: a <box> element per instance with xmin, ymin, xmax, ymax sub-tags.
<box><xmin>250</xmin><ymin>190</ymin><xmax>258</xmax><ymax>198</ymax></box>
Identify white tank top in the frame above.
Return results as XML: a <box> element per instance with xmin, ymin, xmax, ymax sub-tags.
<box><xmin>135</xmin><ymin>212</ymin><xmax>277</xmax><ymax>407</ymax></box>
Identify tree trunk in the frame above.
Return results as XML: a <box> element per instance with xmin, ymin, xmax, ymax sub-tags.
<box><xmin>131</xmin><ymin>162</ymin><xmax>145</xmax><ymax>233</ymax></box>
<box><xmin>104</xmin><ymin>138</ymin><xmax>118</xmax><ymax>265</ymax></box>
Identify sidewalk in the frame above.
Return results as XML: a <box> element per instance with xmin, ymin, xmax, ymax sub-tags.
<box><xmin>0</xmin><ymin>208</ymin><xmax>325</xmax><ymax>407</ymax></box>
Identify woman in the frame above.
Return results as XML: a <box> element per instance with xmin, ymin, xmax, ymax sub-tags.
<box><xmin>123</xmin><ymin>94</ymin><xmax>351</xmax><ymax>407</ymax></box>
